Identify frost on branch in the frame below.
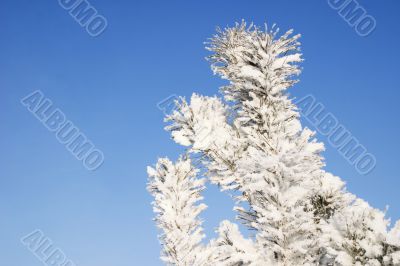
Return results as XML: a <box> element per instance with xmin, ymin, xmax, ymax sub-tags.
<box><xmin>326</xmin><ymin>199</ymin><xmax>389</xmax><ymax>265</ymax></box>
<box><xmin>208</xmin><ymin>220</ymin><xmax>264</xmax><ymax>265</ymax></box>
<box><xmin>147</xmin><ymin>157</ymin><xmax>207</xmax><ymax>265</ymax></box>
<box><xmin>207</xmin><ymin>21</ymin><xmax>302</xmax><ymax>102</ymax></box>
<box><xmin>165</xmin><ymin>94</ymin><xmax>239</xmax><ymax>152</ymax></box>
<box><xmin>148</xmin><ymin>21</ymin><xmax>400</xmax><ymax>265</ymax></box>
<box><xmin>147</xmin><ymin>157</ymin><xmax>259</xmax><ymax>266</ymax></box>
<box><xmin>383</xmin><ymin>221</ymin><xmax>400</xmax><ymax>265</ymax></box>
<box><xmin>165</xmin><ymin>93</ymin><xmax>245</xmax><ymax>191</ymax></box>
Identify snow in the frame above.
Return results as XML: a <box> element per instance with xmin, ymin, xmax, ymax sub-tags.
<box><xmin>148</xmin><ymin>21</ymin><xmax>400</xmax><ymax>266</ymax></box>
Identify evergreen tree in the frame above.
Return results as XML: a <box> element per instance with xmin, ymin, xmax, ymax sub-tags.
<box><xmin>148</xmin><ymin>22</ymin><xmax>400</xmax><ymax>266</ymax></box>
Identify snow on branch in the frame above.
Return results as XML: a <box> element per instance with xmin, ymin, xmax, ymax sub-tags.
<box><xmin>207</xmin><ymin>21</ymin><xmax>302</xmax><ymax>101</ymax></box>
<box><xmin>147</xmin><ymin>157</ymin><xmax>207</xmax><ymax>265</ymax></box>
<box><xmin>148</xmin><ymin>21</ymin><xmax>400</xmax><ymax>266</ymax></box>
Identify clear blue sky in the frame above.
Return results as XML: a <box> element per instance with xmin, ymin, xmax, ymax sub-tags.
<box><xmin>1</xmin><ymin>0</ymin><xmax>399</xmax><ymax>265</ymax></box>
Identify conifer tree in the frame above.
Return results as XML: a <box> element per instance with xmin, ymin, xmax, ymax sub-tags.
<box><xmin>147</xmin><ymin>22</ymin><xmax>400</xmax><ymax>266</ymax></box>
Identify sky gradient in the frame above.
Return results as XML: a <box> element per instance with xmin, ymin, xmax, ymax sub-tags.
<box><xmin>1</xmin><ymin>0</ymin><xmax>400</xmax><ymax>265</ymax></box>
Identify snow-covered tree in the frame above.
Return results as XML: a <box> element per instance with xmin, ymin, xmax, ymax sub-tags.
<box><xmin>147</xmin><ymin>21</ymin><xmax>400</xmax><ymax>266</ymax></box>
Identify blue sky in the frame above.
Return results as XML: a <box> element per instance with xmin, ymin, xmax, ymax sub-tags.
<box><xmin>1</xmin><ymin>0</ymin><xmax>399</xmax><ymax>265</ymax></box>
